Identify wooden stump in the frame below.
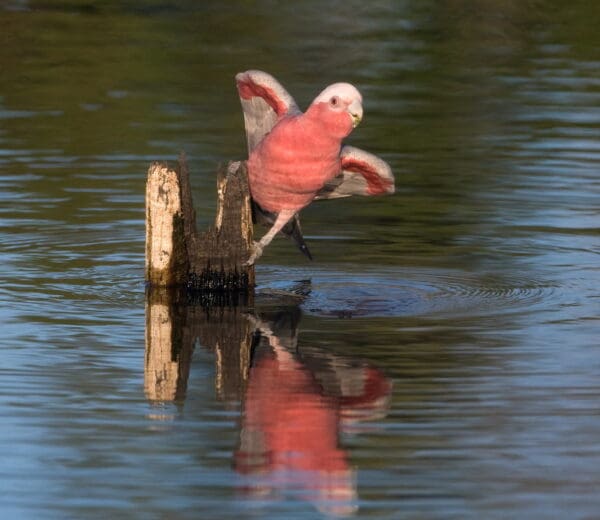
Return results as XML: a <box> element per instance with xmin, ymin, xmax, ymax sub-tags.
<box><xmin>145</xmin><ymin>155</ymin><xmax>255</xmax><ymax>291</ymax></box>
<box><xmin>144</xmin><ymin>155</ymin><xmax>258</xmax><ymax>403</ymax></box>
<box><xmin>145</xmin><ymin>162</ymin><xmax>189</xmax><ymax>287</ymax></box>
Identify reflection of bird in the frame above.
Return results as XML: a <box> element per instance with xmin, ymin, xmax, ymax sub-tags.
<box><xmin>237</xmin><ymin>308</ymin><xmax>392</xmax><ymax>516</ymax></box>
<box><xmin>236</xmin><ymin>70</ymin><xmax>395</xmax><ymax>264</ymax></box>
<box><xmin>237</xmin><ymin>314</ymin><xmax>357</xmax><ymax>516</ymax></box>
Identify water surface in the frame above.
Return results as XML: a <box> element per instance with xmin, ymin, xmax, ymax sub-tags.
<box><xmin>1</xmin><ymin>1</ymin><xmax>599</xmax><ymax>518</ymax></box>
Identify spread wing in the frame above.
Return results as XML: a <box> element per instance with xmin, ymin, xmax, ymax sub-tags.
<box><xmin>235</xmin><ymin>70</ymin><xmax>301</xmax><ymax>153</ymax></box>
<box><xmin>316</xmin><ymin>145</ymin><xmax>395</xmax><ymax>199</ymax></box>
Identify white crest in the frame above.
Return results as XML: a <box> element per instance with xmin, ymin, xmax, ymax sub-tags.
<box><xmin>312</xmin><ymin>82</ymin><xmax>363</xmax><ymax>105</ymax></box>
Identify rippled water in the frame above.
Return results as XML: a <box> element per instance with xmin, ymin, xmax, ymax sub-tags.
<box><xmin>1</xmin><ymin>1</ymin><xmax>599</xmax><ymax>518</ymax></box>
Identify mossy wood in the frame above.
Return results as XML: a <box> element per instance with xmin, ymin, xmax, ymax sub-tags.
<box><xmin>145</xmin><ymin>155</ymin><xmax>255</xmax><ymax>291</ymax></box>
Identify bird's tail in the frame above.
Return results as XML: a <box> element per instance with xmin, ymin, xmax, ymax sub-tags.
<box><xmin>251</xmin><ymin>200</ymin><xmax>313</xmax><ymax>260</ymax></box>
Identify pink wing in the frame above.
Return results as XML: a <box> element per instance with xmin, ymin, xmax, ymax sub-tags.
<box><xmin>316</xmin><ymin>146</ymin><xmax>395</xmax><ymax>199</ymax></box>
<box><xmin>235</xmin><ymin>70</ymin><xmax>301</xmax><ymax>153</ymax></box>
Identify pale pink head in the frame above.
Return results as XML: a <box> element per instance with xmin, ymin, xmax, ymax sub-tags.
<box><xmin>307</xmin><ymin>82</ymin><xmax>364</xmax><ymax>139</ymax></box>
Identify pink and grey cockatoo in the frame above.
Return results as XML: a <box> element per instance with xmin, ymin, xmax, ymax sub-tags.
<box><xmin>236</xmin><ymin>70</ymin><xmax>395</xmax><ymax>264</ymax></box>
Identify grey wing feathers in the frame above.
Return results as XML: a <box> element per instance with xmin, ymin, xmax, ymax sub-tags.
<box><xmin>235</xmin><ymin>70</ymin><xmax>301</xmax><ymax>153</ymax></box>
<box><xmin>316</xmin><ymin>145</ymin><xmax>395</xmax><ymax>200</ymax></box>
<box><xmin>251</xmin><ymin>200</ymin><xmax>313</xmax><ymax>260</ymax></box>
<box><xmin>240</xmin><ymin>95</ymin><xmax>278</xmax><ymax>153</ymax></box>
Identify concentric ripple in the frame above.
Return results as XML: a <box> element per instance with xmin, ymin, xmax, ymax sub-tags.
<box><xmin>258</xmin><ymin>267</ymin><xmax>556</xmax><ymax>319</ymax></box>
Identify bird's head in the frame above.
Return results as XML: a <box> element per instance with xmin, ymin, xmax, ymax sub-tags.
<box><xmin>309</xmin><ymin>83</ymin><xmax>363</xmax><ymax>138</ymax></box>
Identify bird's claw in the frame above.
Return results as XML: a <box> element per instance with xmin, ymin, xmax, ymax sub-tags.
<box><xmin>245</xmin><ymin>241</ymin><xmax>263</xmax><ymax>266</ymax></box>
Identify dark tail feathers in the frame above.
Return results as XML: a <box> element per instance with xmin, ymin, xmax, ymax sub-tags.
<box><xmin>251</xmin><ymin>200</ymin><xmax>313</xmax><ymax>260</ymax></box>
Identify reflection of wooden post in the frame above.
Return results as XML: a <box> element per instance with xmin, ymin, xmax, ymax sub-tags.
<box><xmin>144</xmin><ymin>298</ymin><xmax>177</xmax><ymax>401</ymax></box>
<box><xmin>144</xmin><ymin>297</ymin><xmax>254</xmax><ymax>403</ymax></box>
<box><xmin>195</xmin><ymin>308</ymin><xmax>254</xmax><ymax>402</ymax></box>
<box><xmin>145</xmin><ymin>155</ymin><xmax>254</xmax><ymax>290</ymax></box>
<box><xmin>144</xmin><ymin>289</ymin><xmax>193</xmax><ymax>402</ymax></box>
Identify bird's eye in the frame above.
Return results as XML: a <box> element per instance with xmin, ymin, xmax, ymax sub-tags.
<box><xmin>329</xmin><ymin>96</ymin><xmax>339</xmax><ymax>107</ymax></box>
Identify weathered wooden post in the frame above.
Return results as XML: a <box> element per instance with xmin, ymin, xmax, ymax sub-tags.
<box><xmin>144</xmin><ymin>155</ymin><xmax>255</xmax><ymax>404</ymax></box>
<box><xmin>145</xmin><ymin>155</ymin><xmax>254</xmax><ymax>290</ymax></box>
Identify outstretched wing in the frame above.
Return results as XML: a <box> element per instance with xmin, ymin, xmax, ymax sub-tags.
<box><xmin>235</xmin><ymin>70</ymin><xmax>301</xmax><ymax>153</ymax></box>
<box><xmin>316</xmin><ymin>145</ymin><xmax>395</xmax><ymax>200</ymax></box>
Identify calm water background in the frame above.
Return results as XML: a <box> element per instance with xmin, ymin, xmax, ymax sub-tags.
<box><xmin>1</xmin><ymin>1</ymin><xmax>599</xmax><ymax>518</ymax></box>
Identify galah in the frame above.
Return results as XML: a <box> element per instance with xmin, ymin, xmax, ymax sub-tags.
<box><xmin>236</xmin><ymin>70</ymin><xmax>395</xmax><ymax>265</ymax></box>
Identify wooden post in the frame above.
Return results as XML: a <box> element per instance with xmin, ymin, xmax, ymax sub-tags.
<box><xmin>144</xmin><ymin>155</ymin><xmax>257</xmax><ymax>404</ymax></box>
<box><xmin>145</xmin><ymin>162</ymin><xmax>189</xmax><ymax>287</ymax></box>
<box><xmin>144</xmin><ymin>154</ymin><xmax>255</xmax><ymax>403</ymax></box>
<box><xmin>145</xmin><ymin>155</ymin><xmax>254</xmax><ymax>291</ymax></box>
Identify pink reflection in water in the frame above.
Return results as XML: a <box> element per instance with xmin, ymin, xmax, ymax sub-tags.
<box><xmin>236</xmin><ymin>320</ymin><xmax>391</xmax><ymax>516</ymax></box>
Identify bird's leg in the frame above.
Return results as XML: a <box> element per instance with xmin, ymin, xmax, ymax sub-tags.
<box><xmin>246</xmin><ymin>209</ymin><xmax>296</xmax><ymax>265</ymax></box>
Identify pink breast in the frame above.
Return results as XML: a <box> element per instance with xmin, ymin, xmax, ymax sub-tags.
<box><xmin>248</xmin><ymin>117</ymin><xmax>341</xmax><ymax>212</ymax></box>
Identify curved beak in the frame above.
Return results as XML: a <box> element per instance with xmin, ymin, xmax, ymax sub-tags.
<box><xmin>348</xmin><ymin>99</ymin><xmax>363</xmax><ymax>128</ymax></box>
